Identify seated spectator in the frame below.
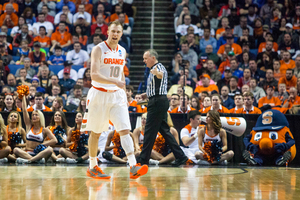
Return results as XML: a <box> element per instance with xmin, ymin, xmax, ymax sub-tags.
<box><xmin>112</xmin><ymin>0</ymin><xmax>133</xmax><ymax>17</ymax></box>
<box><xmin>236</xmin><ymin>41</ymin><xmax>256</xmax><ymax>64</ymax></box>
<box><xmin>217</xmin><ymin>35</ymin><xmax>242</xmax><ymax>58</ymax></box>
<box><xmin>0</xmin><ymin>4</ymin><xmax>18</xmax><ymax>28</ymax></box>
<box><xmin>0</xmin><ymin>32</ymin><xmax>13</xmax><ymax>55</ymax></box>
<box><xmin>217</xmin><ymin>0</ymin><xmax>239</xmax><ymax>19</ymax></box>
<box><xmin>168</xmin><ymin>94</ymin><xmax>180</xmax><ymax>112</ymax></box>
<box><xmin>257</xmin><ymin>52</ymin><xmax>273</xmax><ymax>72</ymax></box>
<box><xmin>51</xmin><ymin>22</ymin><xmax>72</xmax><ymax>51</ymax></box>
<box><xmin>250</xmin><ymin>78</ymin><xmax>266</xmax><ymax>102</ymax></box>
<box><xmin>59</xmin><ymin>68</ymin><xmax>76</xmax><ymax>91</ymax></box>
<box><xmin>234</xmin><ymin>16</ymin><xmax>254</xmax><ymax>36</ymax></box>
<box><xmin>0</xmin><ymin>43</ymin><xmax>13</xmax><ymax>66</ymax></box>
<box><xmin>28</xmin><ymin>42</ymin><xmax>46</xmax><ymax>70</ymax></box>
<box><xmin>87</xmin><ymin>34</ymin><xmax>102</xmax><ymax>55</ymax></box>
<box><xmin>56</xmin><ymin>0</ymin><xmax>76</xmax><ymax>14</ymax></box>
<box><xmin>90</xmin><ymin>14</ymin><xmax>108</xmax><ymax>36</ymax></box>
<box><xmin>217</xmin><ymin>26</ymin><xmax>237</xmax><ymax>49</ymax></box>
<box><xmin>27</xmin><ymin>92</ymin><xmax>52</xmax><ymax>111</ymax></box>
<box><xmin>216</xmin><ymin>17</ymin><xmax>230</xmax><ymax>40</ymax></box>
<box><xmin>38</xmin><ymin>5</ymin><xmax>54</xmax><ymax>24</ymax></box>
<box><xmin>38</xmin><ymin>64</ymin><xmax>52</xmax><ymax>89</ymax></box>
<box><xmin>73</xmin><ymin>8</ymin><xmax>91</xmax><ymax>28</ymax></box>
<box><xmin>258</xmin><ymin>69</ymin><xmax>278</xmax><ymax>91</ymax></box>
<box><xmin>48</xmin><ymin>46</ymin><xmax>66</xmax><ymax>65</ymax></box>
<box><xmin>107</xmin><ymin>4</ymin><xmax>129</xmax><ymax>24</ymax></box>
<box><xmin>249</xmin><ymin>59</ymin><xmax>266</xmax><ymax>81</ymax></box>
<box><xmin>91</xmin><ymin>3</ymin><xmax>109</xmax><ymax>25</ymax></box>
<box><xmin>66</xmin><ymin>42</ymin><xmax>89</xmax><ymax>66</ymax></box>
<box><xmin>280</xmin><ymin>51</ymin><xmax>295</xmax><ymax>74</ymax></box>
<box><xmin>294</xmin><ymin>55</ymin><xmax>300</xmax><ymax>78</ymax></box>
<box><xmin>198</xmin><ymin>18</ymin><xmax>215</xmax><ymax>38</ymax></box>
<box><xmin>171</xmin><ymin>94</ymin><xmax>195</xmax><ymax>113</ymax></box>
<box><xmin>207</xmin><ymin>9</ymin><xmax>219</xmax><ymax>30</ymax></box>
<box><xmin>199</xmin><ymin>28</ymin><xmax>217</xmax><ymax>53</ymax></box>
<box><xmin>258</xmin><ymin>32</ymin><xmax>278</xmax><ymax>53</ymax></box>
<box><xmin>0</xmin><ymin>93</ymin><xmax>17</xmax><ymax>112</ymax></box>
<box><xmin>37</xmin><ymin>0</ymin><xmax>56</xmax><ymax>17</ymax></box>
<box><xmin>176</xmin><ymin>15</ymin><xmax>198</xmax><ymax>37</ymax></box>
<box><xmin>178</xmin><ymin>41</ymin><xmax>198</xmax><ymax>69</ymax></box>
<box><xmin>23</xmin><ymin>7</ymin><xmax>36</xmax><ymax>25</ymax></box>
<box><xmin>194</xmin><ymin>74</ymin><xmax>219</xmax><ymax>96</ymax></box>
<box><xmin>168</xmin><ymin>75</ymin><xmax>193</xmax><ymax>98</ymax></box>
<box><xmin>278</xmin><ymin>69</ymin><xmax>297</xmax><ymax>92</ymax></box>
<box><xmin>74</xmin><ymin>25</ymin><xmax>88</xmax><ymax>47</ymax></box>
<box><xmin>179</xmin><ymin>26</ymin><xmax>199</xmax><ymax>47</ymax></box>
<box><xmin>32</xmin><ymin>13</ymin><xmax>53</xmax><ymax>37</ymax></box>
<box><xmin>6</xmin><ymin>73</ymin><xmax>17</xmax><ymax>91</ymax></box>
<box><xmin>277</xmin><ymin>23</ymin><xmax>299</xmax><ymax>47</ymax></box>
<box><xmin>202</xmin><ymin>94</ymin><xmax>230</xmax><ymax>113</ymax></box>
<box><xmin>236</xmin><ymin>92</ymin><xmax>262</xmax><ymax>114</ymax></box>
<box><xmin>227</xmin><ymin>8</ymin><xmax>240</xmax><ymax>27</ymax></box>
<box><xmin>19</xmin><ymin>0</ymin><xmax>38</xmax><ymax>16</ymax></box>
<box><xmin>54</xmin><ymin>6</ymin><xmax>73</xmax><ymax>26</ymax></box>
<box><xmin>229</xmin><ymin>59</ymin><xmax>243</xmax><ymax>79</ymax></box>
<box><xmin>221</xmin><ymin>85</ymin><xmax>234</xmax><ymax>109</ymax></box>
<box><xmin>10</xmin><ymin>16</ymin><xmax>33</xmax><ymax>37</ymax></box>
<box><xmin>66</xmin><ymin>85</ymin><xmax>83</xmax><ymax>110</ymax></box>
<box><xmin>185</xmin><ymin>33</ymin><xmax>200</xmax><ymax>55</ymax></box>
<box><xmin>171</xmin><ymin>60</ymin><xmax>197</xmax><ymax>87</ymax></box>
<box><xmin>238</xmin><ymin>68</ymin><xmax>251</xmax><ymax>88</ymax></box>
<box><xmin>236</xmin><ymin>27</ymin><xmax>255</xmax><ymax>49</ymax></box>
<box><xmin>13</xmin><ymin>24</ymin><xmax>34</xmax><ymax>47</ymax></box>
<box><xmin>174</xmin><ymin>0</ymin><xmax>199</xmax><ymax>18</ymax></box>
<box><xmin>15</xmin><ymin>57</ymin><xmax>36</xmax><ymax>78</ymax></box>
<box><xmin>219</xmin><ymin>51</ymin><xmax>236</xmax><ymax>74</ymax></box>
<box><xmin>33</xmin><ymin>26</ymin><xmax>51</xmax><ymax>48</ymax></box>
<box><xmin>15</xmin><ymin>68</ymin><xmax>31</xmax><ymax>86</ymax></box>
<box><xmin>273</xmin><ymin>60</ymin><xmax>283</xmax><ymax>81</ymax></box>
<box><xmin>228</xmin><ymin>76</ymin><xmax>241</xmax><ymax>99</ymax></box>
<box><xmin>217</xmin><ymin>67</ymin><xmax>232</xmax><ymax>91</ymax></box>
<box><xmin>245</xmin><ymin>4</ymin><xmax>258</xmax><ymax>27</ymax></box>
<box><xmin>190</xmin><ymin>95</ymin><xmax>201</xmax><ymax>111</ymax></box>
<box><xmin>278</xmin><ymin>33</ymin><xmax>300</xmax><ymax>58</ymax></box>
<box><xmin>207</xmin><ymin>60</ymin><xmax>221</xmax><ymax>83</ymax></box>
<box><xmin>257</xmin><ymin>40</ymin><xmax>279</xmax><ymax>62</ymax></box>
<box><xmin>282</xmin><ymin>87</ymin><xmax>300</xmax><ymax>109</ymax></box>
<box><xmin>258</xmin><ymin>85</ymin><xmax>281</xmax><ymax>108</ymax></box>
<box><xmin>31</xmin><ymin>76</ymin><xmax>46</xmax><ymax>93</ymax></box>
<box><xmin>50</xmin><ymin>97</ymin><xmax>66</xmax><ymax>112</ymax></box>
<box><xmin>126</xmin><ymin>85</ymin><xmax>137</xmax><ymax>112</ymax></box>
<box><xmin>46</xmin><ymin>75</ymin><xmax>66</xmax><ymax>97</ymax></box>
<box><xmin>58</xmin><ymin>61</ymin><xmax>78</xmax><ymax>81</ymax></box>
<box><xmin>229</xmin><ymin>93</ymin><xmax>244</xmax><ymax>113</ymax></box>
<box><xmin>44</xmin><ymin>85</ymin><xmax>66</xmax><ymax>107</ymax></box>
<box><xmin>72</xmin><ymin>78</ymin><xmax>89</xmax><ymax>96</ymax></box>
<box><xmin>275</xmin><ymin>83</ymin><xmax>289</xmax><ymax>104</ymax></box>
<box><xmin>76</xmin><ymin>0</ymin><xmax>93</xmax><ymax>15</ymax></box>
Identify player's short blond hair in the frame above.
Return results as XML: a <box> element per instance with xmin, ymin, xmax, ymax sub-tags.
<box><xmin>108</xmin><ymin>21</ymin><xmax>123</xmax><ymax>31</ymax></box>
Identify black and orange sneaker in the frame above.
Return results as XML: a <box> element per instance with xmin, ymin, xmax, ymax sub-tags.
<box><xmin>86</xmin><ymin>166</ymin><xmax>111</xmax><ymax>179</ymax></box>
<box><xmin>130</xmin><ymin>163</ymin><xmax>148</xmax><ymax>179</ymax></box>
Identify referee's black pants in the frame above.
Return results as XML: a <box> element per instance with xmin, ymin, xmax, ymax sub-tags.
<box><xmin>138</xmin><ymin>95</ymin><xmax>187</xmax><ymax>164</ymax></box>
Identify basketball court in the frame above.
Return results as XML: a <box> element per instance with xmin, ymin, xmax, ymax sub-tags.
<box><xmin>0</xmin><ymin>164</ymin><xmax>299</xmax><ymax>199</ymax></box>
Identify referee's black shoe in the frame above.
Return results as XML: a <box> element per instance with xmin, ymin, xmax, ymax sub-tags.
<box><xmin>172</xmin><ymin>157</ymin><xmax>189</xmax><ymax>167</ymax></box>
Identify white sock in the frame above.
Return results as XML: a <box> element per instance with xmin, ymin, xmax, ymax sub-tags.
<box><xmin>120</xmin><ymin>134</ymin><xmax>136</xmax><ymax>166</ymax></box>
<box><xmin>89</xmin><ymin>157</ymin><xmax>97</xmax><ymax>169</ymax></box>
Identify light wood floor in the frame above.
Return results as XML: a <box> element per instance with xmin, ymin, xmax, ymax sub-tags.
<box><xmin>0</xmin><ymin>165</ymin><xmax>299</xmax><ymax>200</ymax></box>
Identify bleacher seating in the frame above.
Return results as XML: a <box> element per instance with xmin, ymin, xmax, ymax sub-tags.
<box><xmin>8</xmin><ymin>64</ymin><xmax>24</xmax><ymax>75</ymax></box>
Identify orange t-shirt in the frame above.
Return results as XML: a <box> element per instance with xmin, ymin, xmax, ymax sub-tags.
<box><xmin>34</xmin><ymin>36</ymin><xmax>51</xmax><ymax>47</ymax></box>
<box><xmin>128</xmin><ymin>99</ymin><xmax>137</xmax><ymax>113</ymax></box>
<box><xmin>274</xmin><ymin>71</ymin><xmax>284</xmax><ymax>81</ymax></box>
<box><xmin>78</xmin><ymin>35</ymin><xmax>88</xmax><ymax>46</ymax></box>
<box><xmin>258</xmin><ymin>96</ymin><xmax>281</xmax><ymax>108</ymax></box>
<box><xmin>217</xmin><ymin>43</ymin><xmax>242</xmax><ymax>55</ymax></box>
<box><xmin>202</xmin><ymin>106</ymin><xmax>230</xmax><ymax>114</ymax></box>
<box><xmin>136</xmin><ymin>105</ymin><xmax>147</xmax><ymax>113</ymax></box>
<box><xmin>258</xmin><ymin>42</ymin><xmax>278</xmax><ymax>53</ymax></box>
<box><xmin>0</xmin><ymin>12</ymin><xmax>18</xmax><ymax>28</ymax></box>
<box><xmin>51</xmin><ymin>31</ymin><xmax>72</xmax><ymax>46</ymax></box>
<box><xmin>278</xmin><ymin>75</ymin><xmax>297</xmax><ymax>92</ymax></box>
<box><xmin>283</xmin><ymin>96</ymin><xmax>300</xmax><ymax>109</ymax></box>
<box><xmin>194</xmin><ymin>84</ymin><xmax>219</xmax><ymax>94</ymax></box>
<box><xmin>171</xmin><ymin>106</ymin><xmax>195</xmax><ymax>113</ymax></box>
<box><xmin>107</xmin><ymin>13</ymin><xmax>129</xmax><ymax>24</ymax></box>
<box><xmin>279</xmin><ymin>60</ymin><xmax>295</xmax><ymax>74</ymax></box>
<box><xmin>235</xmin><ymin>106</ymin><xmax>262</xmax><ymax>114</ymax></box>
<box><xmin>27</xmin><ymin>106</ymin><xmax>52</xmax><ymax>112</ymax></box>
<box><xmin>216</xmin><ymin>28</ymin><xmax>225</xmax><ymax>36</ymax></box>
<box><xmin>218</xmin><ymin>59</ymin><xmax>230</xmax><ymax>73</ymax></box>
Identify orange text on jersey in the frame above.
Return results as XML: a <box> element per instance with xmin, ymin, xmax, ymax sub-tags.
<box><xmin>104</xmin><ymin>58</ymin><xmax>124</xmax><ymax>65</ymax></box>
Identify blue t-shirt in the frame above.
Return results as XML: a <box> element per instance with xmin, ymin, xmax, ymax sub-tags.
<box><xmin>49</xmin><ymin>55</ymin><xmax>66</xmax><ymax>65</ymax></box>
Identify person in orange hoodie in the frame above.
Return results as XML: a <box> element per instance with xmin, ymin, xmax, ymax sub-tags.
<box><xmin>236</xmin><ymin>92</ymin><xmax>261</xmax><ymax>114</ymax></box>
<box><xmin>280</xmin><ymin>51</ymin><xmax>295</xmax><ymax>74</ymax></box>
<box><xmin>171</xmin><ymin>94</ymin><xmax>195</xmax><ymax>113</ymax></box>
<box><xmin>278</xmin><ymin>68</ymin><xmax>297</xmax><ymax>92</ymax></box>
<box><xmin>258</xmin><ymin>85</ymin><xmax>281</xmax><ymax>108</ymax></box>
<box><xmin>0</xmin><ymin>4</ymin><xmax>18</xmax><ymax>28</ymax></box>
<box><xmin>217</xmin><ymin>35</ymin><xmax>242</xmax><ymax>58</ymax></box>
<box><xmin>202</xmin><ymin>94</ymin><xmax>230</xmax><ymax>114</ymax></box>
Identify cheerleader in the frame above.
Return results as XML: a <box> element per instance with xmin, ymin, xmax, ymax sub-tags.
<box><xmin>13</xmin><ymin>96</ymin><xmax>57</xmax><ymax>164</ymax></box>
<box><xmin>46</xmin><ymin>111</ymin><xmax>70</xmax><ymax>162</ymax></box>
<box><xmin>0</xmin><ymin>114</ymin><xmax>11</xmax><ymax>162</ymax></box>
<box><xmin>59</xmin><ymin>112</ymin><xmax>89</xmax><ymax>164</ymax></box>
<box><xmin>6</xmin><ymin>111</ymin><xmax>26</xmax><ymax>162</ymax></box>
<box><xmin>196</xmin><ymin>110</ymin><xmax>234</xmax><ymax>164</ymax></box>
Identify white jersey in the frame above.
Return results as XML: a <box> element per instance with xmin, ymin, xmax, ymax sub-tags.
<box><xmin>92</xmin><ymin>41</ymin><xmax>126</xmax><ymax>90</ymax></box>
<box><xmin>203</xmin><ymin>128</ymin><xmax>221</xmax><ymax>143</ymax></box>
<box><xmin>180</xmin><ymin>124</ymin><xmax>198</xmax><ymax>149</ymax></box>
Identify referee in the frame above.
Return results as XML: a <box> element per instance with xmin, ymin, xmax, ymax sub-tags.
<box><xmin>138</xmin><ymin>49</ymin><xmax>188</xmax><ymax>166</ymax></box>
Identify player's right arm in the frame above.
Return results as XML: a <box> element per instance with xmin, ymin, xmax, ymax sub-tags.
<box><xmin>91</xmin><ymin>46</ymin><xmax>125</xmax><ymax>88</ymax></box>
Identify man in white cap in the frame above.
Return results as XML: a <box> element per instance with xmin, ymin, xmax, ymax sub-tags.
<box><xmin>73</xmin><ymin>4</ymin><xmax>91</xmax><ymax>26</ymax></box>
<box><xmin>277</xmin><ymin>23</ymin><xmax>299</xmax><ymax>46</ymax></box>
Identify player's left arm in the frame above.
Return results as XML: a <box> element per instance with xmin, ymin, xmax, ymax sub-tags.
<box><xmin>220</xmin><ymin>128</ymin><xmax>228</xmax><ymax>152</ymax></box>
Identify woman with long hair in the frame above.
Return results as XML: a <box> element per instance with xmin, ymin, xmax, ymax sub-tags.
<box><xmin>22</xmin><ymin>7</ymin><xmax>36</xmax><ymax>25</ymax></box>
<box><xmin>238</xmin><ymin>52</ymin><xmax>250</xmax><ymax>70</ymax></box>
<box><xmin>0</xmin><ymin>114</ymin><xmax>11</xmax><ymax>162</ymax></box>
<box><xmin>51</xmin><ymin>97</ymin><xmax>66</xmax><ymax>112</ymax></box>
<box><xmin>199</xmin><ymin>0</ymin><xmax>217</xmax><ymax>19</ymax></box>
<box><xmin>281</xmin><ymin>0</ymin><xmax>294</xmax><ymax>21</ymax></box>
<box><xmin>47</xmin><ymin>111</ymin><xmax>70</xmax><ymax>162</ymax></box>
<box><xmin>6</xmin><ymin>111</ymin><xmax>26</xmax><ymax>162</ymax></box>
<box><xmin>190</xmin><ymin>96</ymin><xmax>201</xmax><ymax>111</ymax></box>
<box><xmin>58</xmin><ymin>112</ymin><xmax>89</xmax><ymax>164</ymax></box>
<box><xmin>83</xmin><ymin>68</ymin><xmax>91</xmax><ymax>88</ymax></box>
<box><xmin>258</xmin><ymin>52</ymin><xmax>273</xmax><ymax>71</ymax></box>
<box><xmin>196</xmin><ymin>110</ymin><xmax>234</xmax><ymax>164</ymax></box>
<box><xmin>10</xmin><ymin>16</ymin><xmax>33</xmax><ymax>37</ymax></box>
<box><xmin>77</xmin><ymin>96</ymin><xmax>87</xmax><ymax>113</ymax></box>
<box><xmin>0</xmin><ymin>93</ymin><xmax>17</xmax><ymax>112</ymax></box>
<box><xmin>13</xmin><ymin>96</ymin><xmax>57</xmax><ymax>164</ymax></box>
<box><xmin>74</xmin><ymin>25</ymin><xmax>88</xmax><ymax>46</ymax></box>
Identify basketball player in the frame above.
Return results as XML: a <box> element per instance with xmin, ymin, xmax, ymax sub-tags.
<box><xmin>81</xmin><ymin>21</ymin><xmax>148</xmax><ymax>179</ymax></box>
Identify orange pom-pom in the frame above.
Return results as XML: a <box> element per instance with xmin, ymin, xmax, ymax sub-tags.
<box><xmin>69</xmin><ymin>129</ymin><xmax>81</xmax><ymax>152</ymax></box>
<box><xmin>16</xmin><ymin>85</ymin><xmax>29</xmax><ymax>99</ymax></box>
<box><xmin>111</xmin><ymin>131</ymin><xmax>121</xmax><ymax>156</ymax></box>
<box><xmin>153</xmin><ymin>133</ymin><xmax>165</xmax><ymax>154</ymax></box>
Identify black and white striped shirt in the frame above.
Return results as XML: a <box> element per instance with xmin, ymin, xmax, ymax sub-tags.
<box><xmin>146</xmin><ymin>63</ymin><xmax>168</xmax><ymax>98</ymax></box>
